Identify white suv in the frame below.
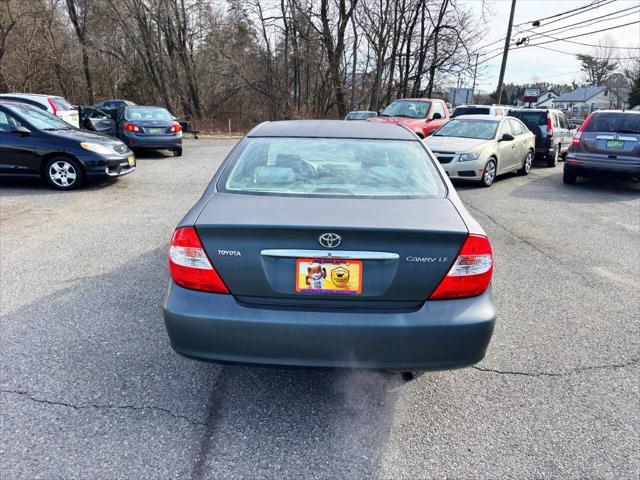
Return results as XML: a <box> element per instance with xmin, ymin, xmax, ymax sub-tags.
<box><xmin>0</xmin><ymin>93</ymin><xmax>79</xmax><ymax>127</ymax></box>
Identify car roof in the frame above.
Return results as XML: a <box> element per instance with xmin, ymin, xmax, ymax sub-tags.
<box><xmin>450</xmin><ymin>114</ymin><xmax>501</xmax><ymax>120</ymax></box>
<box><xmin>248</xmin><ymin>120</ymin><xmax>418</xmax><ymax>140</ymax></box>
<box><xmin>591</xmin><ymin>109</ymin><xmax>639</xmax><ymax>114</ymax></box>
<box><xmin>0</xmin><ymin>93</ymin><xmax>58</xmax><ymax>98</ymax></box>
<box><xmin>454</xmin><ymin>105</ymin><xmax>494</xmax><ymax>108</ymax></box>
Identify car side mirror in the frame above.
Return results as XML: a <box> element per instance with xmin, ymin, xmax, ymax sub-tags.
<box><xmin>431</xmin><ymin>112</ymin><xmax>442</xmax><ymax>120</ymax></box>
<box><xmin>499</xmin><ymin>133</ymin><xmax>514</xmax><ymax>142</ymax></box>
<box><xmin>11</xmin><ymin>126</ymin><xmax>31</xmax><ymax>136</ymax></box>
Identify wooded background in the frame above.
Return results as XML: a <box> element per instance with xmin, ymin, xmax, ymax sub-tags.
<box><xmin>0</xmin><ymin>0</ymin><xmax>485</xmax><ymax>129</ymax></box>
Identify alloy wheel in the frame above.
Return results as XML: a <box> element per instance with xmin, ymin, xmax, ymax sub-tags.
<box><xmin>483</xmin><ymin>161</ymin><xmax>496</xmax><ymax>186</ymax></box>
<box><xmin>49</xmin><ymin>160</ymin><xmax>77</xmax><ymax>188</ymax></box>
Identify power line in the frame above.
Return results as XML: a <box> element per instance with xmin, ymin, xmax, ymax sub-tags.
<box><xmin>526</xmin><ymin>21</ymin><xmax>640</xmax><ymax>49</ymax></box>
<box><xmin>476</xmin><ymin>0</ymin><xmax>638</xmax><ymax>55</ymax></box>
<box><xmin>513</xmin><ymin>0</ymin><xmax>616</xmax><ymax>27</ymax></box>
<box><xmin>514</xmin><ymin>5</ymin><xmax>640</xmax><ymax>41</ymax></box>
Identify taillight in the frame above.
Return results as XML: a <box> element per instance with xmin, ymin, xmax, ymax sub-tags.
<box><xmin>169</xmin><ymin>123</ymin><xmax>182</xmax><ymax>133</ymax></box>
<box><xmin>428</xmin><ymin>234</ymin><xmax>493</xmax><ymax>300</ymax></box>
<box><xmin>47</xmin><ymin>98</ymin><xmax>58</xmax><ymax>116</ymax></box>
<box><xmin>124</xmin><ymin>123</ymin><xmax>141</xmax><ymax>133</ymax></box>
<box><xmin>168</xmin><ymin>227</ymin><xmax>229</xmax><ymax>294</ymax></box>
<box><xmin>571</xmin><ymin>113</ymin><xmax>594</xmax><ymax>146</ymax></box>
<box><xmin>546</xmin><ymin>115</ymin><xmax>553</xmax><ymax>138</ymax></box>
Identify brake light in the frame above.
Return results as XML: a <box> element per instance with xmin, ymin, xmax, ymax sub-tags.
<box><xmin>47</xmin><ymin>98</ymin><xmax>58</xmax><ymax>116</ymax></box>
<box><xmin>169</xmin><ymin>123</ymin><xmax>182</xmax><ymax>133</ymax></box>
<box><xmin>169</xmin><ymin>227</ymin><xmax>229</xmax><ymax>294</ymax></box>
<box><xmin>571</xmin><ymin>113</ymin><xmax>594</xmax><ymax>146</ymax></box>
<box><xmin>124</xmin><ymin>123</ymin><xmax>141</xmax><ymax>133</ymax></box>
<box><xmin>428</xmin><ymin>234</ymin><xmax>493</xmax><ymax>300</ymax></box>
<box><xmin>546</xmin><ymin>115</ymin><xmax>553</xmax><ymax>138</ymax></box>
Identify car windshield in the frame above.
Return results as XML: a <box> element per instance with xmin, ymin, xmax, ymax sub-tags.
<box><xmin>346</xmin><ymin>112</ymin><xmax>376</xmax><ymax>120</ymax></box>
<box><xmin>125</xmin><ymin>107</ymin><xmax>173</xmax><ymax>121</ymax></box>
<box><xmin>584</xmin><ymin>113</ymin><xmax>640</xmax><ymax>134</ymax></box>
<box><xmin>452</xmin><ymin>107</ymin><xmax>490</xmax><ymax>117</ymax></box>
<box><xmin>221</xmin><ymin>138</ymin><xmax>444</xmax><ymax>198</ymax></box>
<box><xmin>381</xmin><ymin>101</ymin><xmax>430</xmax><ymax>119</ymax></box>
<box><xmin>433</xmin><ymin>119</ymin><xmax>498</xmax><ymax>140</ymax></box>
<box><xmin>11</xmin><ymin>104</ymin><xmax>74</xmax><ymax>130</ymax></box>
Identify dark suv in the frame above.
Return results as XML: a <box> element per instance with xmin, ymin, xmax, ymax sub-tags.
<box><xmin>508</xmin><ymin>109</ymin><xmax>574</xmax><ymax>167</ymax></box>
<box><xmin>563</xmin><ymin>110</ymin><xmax>640</xmax><ymax>184</ymax></box>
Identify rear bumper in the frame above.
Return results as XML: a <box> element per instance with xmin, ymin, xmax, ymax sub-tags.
<box><xmin>163</xmin><ymin>283</ymin><xmax>496</xmax><ymax>370</ymax></box>
<box><xmin>123</xmin><ymin>133</ymin><xmax>182</xmax><ymax>149</ymax></box>
<box><xmin>565</xmin><ymin>154</ymin><xmax>640</xmax><ymax>176</ymax></box>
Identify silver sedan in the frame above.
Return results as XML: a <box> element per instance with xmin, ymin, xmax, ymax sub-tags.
<box><xmin>424</xmin><ymin>114</ymin><xmax>535</xmax><ymax>187</ymax></box>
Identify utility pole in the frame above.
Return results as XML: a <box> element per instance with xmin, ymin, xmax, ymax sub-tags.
<box><xmin>471</xmin><ymin>53</ymin><xmax>479</xmax><ymax>102</ymax></box>
<box><xmin>496</xmin><ymin>0</ymin><xmax>517</xmax><ymax>104</ymax></box>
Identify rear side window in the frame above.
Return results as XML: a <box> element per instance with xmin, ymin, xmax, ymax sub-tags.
<box><xmin>430</xmin><ymin>102</ymin><xmax>445</xmax><ymax>119</ymax></box>
<box><xmin>51</xmin><ymin>97</ymin><xmax>73</xmax><ymax>110</ymax></box>
<box><xmin>221</xmin><ymin>138</ymin><xmax>445</xmax><ymax>198</ymax></box>
<box><xmin>509</xmin><ymin>119</ymin><xmax>525</xmax><ymax>135</ymax></box>
<box><xmin>453</xmin><ymin>107</ymin><xmax>490</xmax><ymax>117</ymax></box>
<box><xmin>584</xmin><ymin>113</ymin><xmax>640</xmax><ymax>133</ymax></box>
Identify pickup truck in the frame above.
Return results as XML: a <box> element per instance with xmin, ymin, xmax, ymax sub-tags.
<box><xmin>367</xmin><ymin>98</ymin><xmax>450</xmax><ymax>138</ymax></box>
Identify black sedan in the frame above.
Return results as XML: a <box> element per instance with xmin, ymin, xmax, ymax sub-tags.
<box><xmin>0</xmin><ymin>100</ymin><xmax>135</xmax><ymax>190</ymax></box>
<box><xmin>163</xmin><ymin>120</ymin><xmax>495</xmax><ymax>376</ymax></box>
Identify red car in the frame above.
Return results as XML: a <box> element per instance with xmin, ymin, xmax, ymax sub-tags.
<box><xmin>368</xmin><ymin>98</ymin><xmax>450</xmax><ymax>138</ymax></box>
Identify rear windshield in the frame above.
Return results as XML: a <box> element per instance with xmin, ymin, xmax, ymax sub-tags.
<box><xmin>220</xmin><ymin>138</ymin><xmax>444</xmax><ymax>198</ymax></box>
<box><xmin>51</xmin><ymin>97</ymin><xmax>73</xmax><ymax>110</ymax></box>
<box><xmin>452</xmin><ymin>107</ymin><xmax>490</xmax><ymax>117</ymax></box>
<box><xmin>509</xmin><ymin>111</ymin><xmax>547</xmax><ymax>128</ymax></box>
<box><xmin>346</xmin><ymin>112</ymin><xmax>376</xmax><ymax>120</ymax></box>
<box><xmin>125</xmin><ymin>107</ymin><xmax>173</xmax><ymax>121</ymax></box>
<box><xmin>584</xmin><ymin>113</ymin><xmax>640</xmax><ymax>134</ymax></box>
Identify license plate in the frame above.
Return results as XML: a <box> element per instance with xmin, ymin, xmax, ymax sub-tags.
<box><xmin>296</xmin><ymin>258</ymin><xmax>362</xmax><ymax>295</ymax></box>
<box><xmin>148</xmin><ymin>128</ymin><xmax>163</xmax><ymax>135</ymax></box>
<box><xmin>606</xmin><ymin>140</ymin><xmax>624</xmax><ymax>149</ymax></box>
<box><xmin>127</xmin><ymin>155</ymin><xmax>135</xmax><ymax>166</ymax></box>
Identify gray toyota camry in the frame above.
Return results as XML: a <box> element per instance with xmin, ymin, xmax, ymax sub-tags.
<box><xmin>163</xmin><ymin>120</ymin><xmax>495</xmax><ymax>373</ymax></box>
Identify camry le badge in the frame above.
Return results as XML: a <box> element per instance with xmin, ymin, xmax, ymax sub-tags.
<box><xmin>319</xmin><ymin>233</ymin><xmax>341</xmax><ymax>248</ymax></box>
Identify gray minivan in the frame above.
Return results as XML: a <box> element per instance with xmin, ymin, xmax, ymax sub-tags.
<box><xmin>563</xmin><ymin>110</ymin><xmax>640</xmax><ymax>184</ymax></box>
<box><xmin>508</xmin><ymin>108</ymin><xmax>574</xmax><ymax>167</ymax></box>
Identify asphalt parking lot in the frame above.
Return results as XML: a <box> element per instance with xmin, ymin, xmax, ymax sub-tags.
<box><xmin>1</xmin><ymin>138</ymin><xmax>639</xmax><ymax>479</ymax></box>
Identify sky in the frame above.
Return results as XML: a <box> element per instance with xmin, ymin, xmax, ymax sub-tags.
<box><xmin>462</xmin><ymin>0</ymin><xmax>640</xmax><ymax>92</ymax></box>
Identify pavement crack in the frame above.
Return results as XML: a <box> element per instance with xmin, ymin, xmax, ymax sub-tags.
<box><xmin>472</xmin><ymin>357</ymin><xmax>640</xmax><ymax>378</ymax></box>
<box><xmin>0</xmin><ymin>388</ymin><xmax>208</xmax><ymax>427</ymax></box>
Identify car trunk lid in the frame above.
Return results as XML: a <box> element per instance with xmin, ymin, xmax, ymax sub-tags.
<box><xmin>194</xmin><ymin>193</ymin><xmax>468</xmax><ymax>307</ymax></box>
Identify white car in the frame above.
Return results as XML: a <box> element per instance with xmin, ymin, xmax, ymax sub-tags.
<box><xmin>0</xmin><ymin>93</ymin><xmax>79</xmax><ymax>127</ymax></box>
<box><xmin>424</xmin><ymin>114</ymin><xmax>535</xmax><ymax>187</ymax></box>
<box><xmin>452</xmin><ymin>104</ymin><xmax>508</xmax><ymax>118</ymax></box>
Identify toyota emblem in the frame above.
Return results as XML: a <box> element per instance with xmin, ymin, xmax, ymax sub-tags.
<box><xmin>319</xmin><ymin>233</ymin><xmax>341</xmax><ymax>248</ymax></box>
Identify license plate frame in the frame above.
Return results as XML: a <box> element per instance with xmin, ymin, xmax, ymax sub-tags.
<box><xmin>148</xmin><ymin>127</ymin><xmax>163</xmax><ymax>135</ymax></box>
<box><xmin>606</xmin><ymin>139</ymin><xmax>624</xmax><ymax>150</ymax></box>
<box><xmin>295</xmin><ymin>258</ymin><xmax>362</xmax><ymax>295</ymax></box>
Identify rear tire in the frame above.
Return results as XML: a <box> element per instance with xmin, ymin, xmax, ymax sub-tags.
<box><xmin>480</xmin><ymin>159</ymin><xmax>497</xmax><ymax>187</ymax></box>
<box><xmin>547</xmin><ymin>145</ymin><xmax>559</xmax><ymax>168</ymax></box>
<box><xmin>563</xmin><ymin>169</ymin><xmax>577</xmax><ymax>185</ymax></box>
<box><xmin>518</xmin><ymin>150</ymin><xmax>533</xmax><ymax>175</ymax></box>
<box><xmin>173</xmin><ymin>147</ymin><xmax>183</xmax><ymax>157</ymax></box>
<box><xmin>43</xmin><ymin>157</ymin><xmax>84</xmax><ymax>190</ymax></box>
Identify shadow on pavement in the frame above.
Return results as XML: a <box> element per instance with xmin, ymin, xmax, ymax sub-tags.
<box><xmin>509</xmin><ymin>171</ymin><xmax>640</xmax><ymax>203</ymax></box>
<box><xmin>2</xmin><ymin>245</ymin><xmax>401</xmax><ymax>478</ymax></box>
